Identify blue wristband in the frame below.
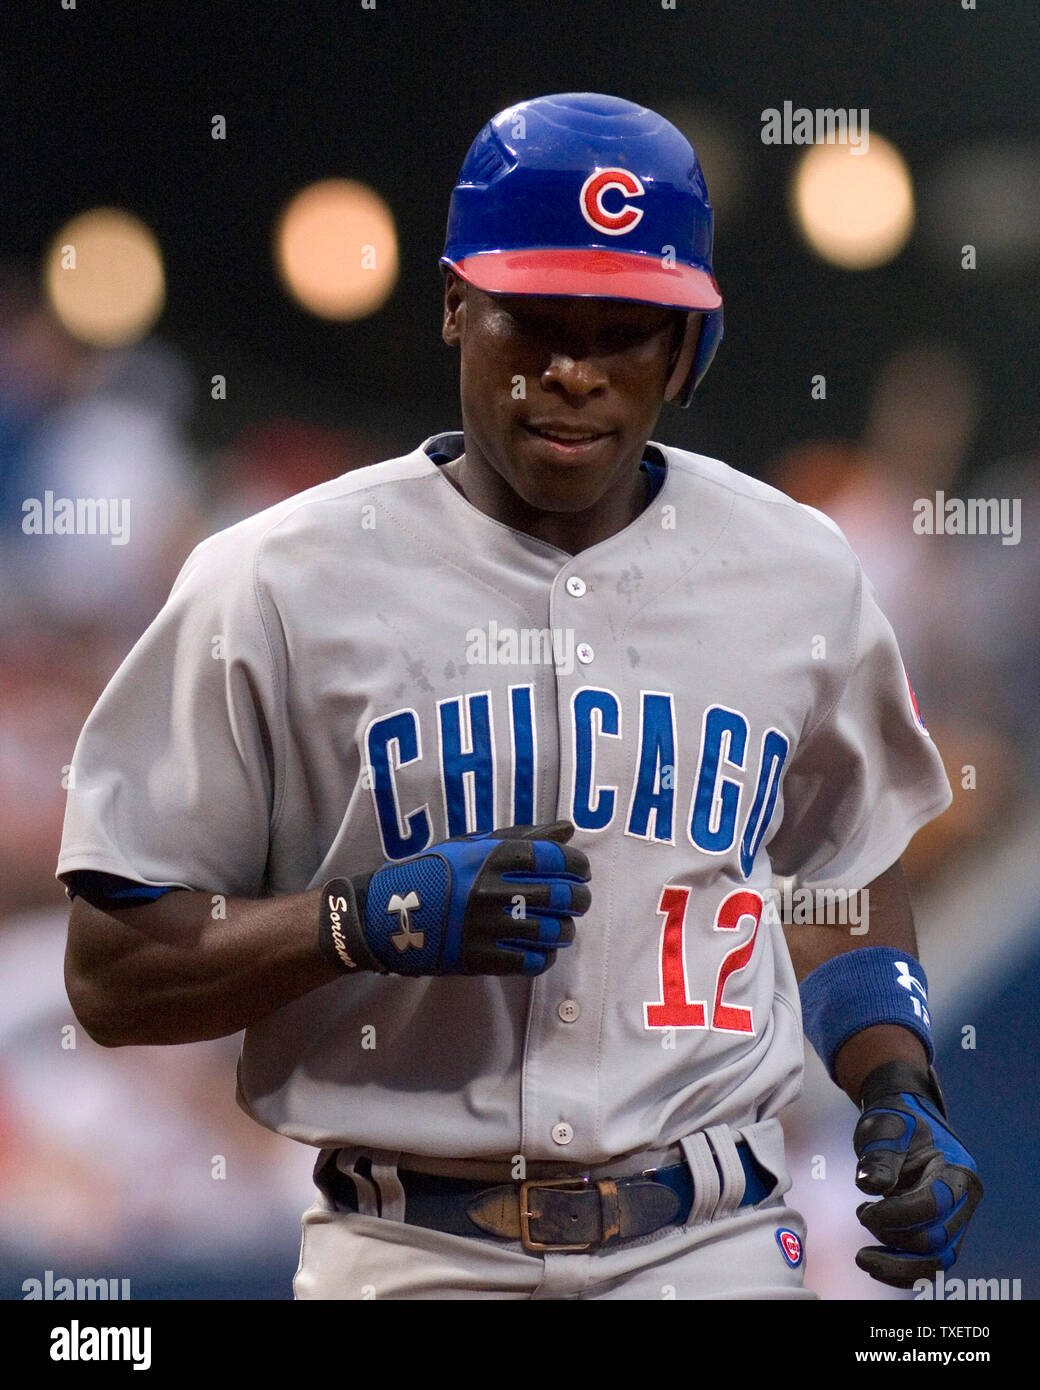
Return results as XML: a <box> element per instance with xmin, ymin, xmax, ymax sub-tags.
<box><xmin>799</xmin><ymin>946</ymin><xmax>934</xmax><ymax>1081</ymax></box>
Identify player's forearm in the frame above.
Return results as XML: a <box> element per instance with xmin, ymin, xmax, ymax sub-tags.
<box><xmin>781</xmin><ymin>859</ymin><xmax>929</xmax><ymax>1102</ymax></box>
<box><xmin>833</xmin><ymin>1024</ymin><xmax>928</xmax><ymax>1102</ymax></box>
<box><xmin>65</xmin><ymin>888</ymin><xmax>340</xmax><ymax>1046</ymax></box>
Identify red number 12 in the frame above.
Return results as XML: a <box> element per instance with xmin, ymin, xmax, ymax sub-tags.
<box><xmin>643</xmin><ymin>886</ymin><xmax>763</xmax><ymax>1035</ymax></box>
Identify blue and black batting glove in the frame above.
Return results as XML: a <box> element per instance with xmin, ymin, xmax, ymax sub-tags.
<box><xmin>853</xmin><ymin>1060</ymin><xmax>983</xmax><ymax>1289</ymax></box>
<box><xmin>319</xmin><ymin>821</ymin><xmax>591</xmax><ymax>978</ymax></box>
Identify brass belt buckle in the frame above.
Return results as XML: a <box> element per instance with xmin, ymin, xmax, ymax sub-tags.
<box><xmin>518</xmin><ymin>1175</ymin><xmax>605</xmax><ymax>1253</ymax></box>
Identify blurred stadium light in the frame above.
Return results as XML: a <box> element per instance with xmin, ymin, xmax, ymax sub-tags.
<box><xmin>790</xmin><ymin>134</ymin><xmax>915</xmax><ymax>270</ymax></box>
<box><xmin>44</xmin><ymin>208</ymin><xmax>165</xmax><ymax>348</ymax></box>
<box><xmin>274</xmin><ymin>178</ymin><xmax>399</xmax><ymax>320</ymax></box>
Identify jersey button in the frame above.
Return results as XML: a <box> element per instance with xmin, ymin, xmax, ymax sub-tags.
<box><xmin>551</xmin><ymin>1122</ymin><xmax>574</xmax><ymax>1146</ymax></box>
<box><xmin>576</xmin><ymin>642</ymin><xmax>594</xmax><ymax>664</ymax></box>
<box><xmin>565</xmin><ymin>576</ymin><xmax>587</xmax><ymax>597</ymax></box>
<box><xmin>558</xmin><ymin>999</ymin><xmax>581</xmax><ymax>1023</ymax></box>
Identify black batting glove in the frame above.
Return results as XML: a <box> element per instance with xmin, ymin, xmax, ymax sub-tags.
<box><xmin>853</xmin><ymin>1060</ymin><xmax>983</xmax><ymax>1289</ymax></box>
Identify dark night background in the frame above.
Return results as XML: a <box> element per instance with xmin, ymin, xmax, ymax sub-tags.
<box><xmin>5</xmin><ymin>0</ymin><xmax>1037</xmax><ymax>473</ymax></box>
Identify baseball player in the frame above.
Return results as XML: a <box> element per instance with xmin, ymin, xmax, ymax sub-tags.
<box><xmin>59</xmin><ymin>93</ymin><xmax>981</xmax><ymax>1300</ymax></box>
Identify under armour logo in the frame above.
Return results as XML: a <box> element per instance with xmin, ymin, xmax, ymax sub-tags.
<box><xmin>894</xmin><ymin>960</ymin><xmax>930</xmax><ymax>1025</ymax></box>
<box><xmin>894</xmin><ymin>960</ymin><xmax>928</xmax><ymax>1002</ymax></box>
<box><xmin>389</xmin><ymin>890</ymin><xmax>424</xmax><ymax>952</ymax></box>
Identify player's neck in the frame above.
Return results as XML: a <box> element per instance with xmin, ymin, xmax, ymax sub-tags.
<box><xmin>441</xmin><ymin>452</ymin><xmax>652</xmax><ymax>555</ymax></box>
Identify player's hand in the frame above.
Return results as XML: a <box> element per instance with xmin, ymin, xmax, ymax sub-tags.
<box><xmin>326</xmin><ymin>821</ymin><xmax>591</xmax><ymax>978</ymax></box>
<box><xmin>852</xmin><ymin>1061</ymin><xmax>982</xmax><ymax>1289</ymax></box>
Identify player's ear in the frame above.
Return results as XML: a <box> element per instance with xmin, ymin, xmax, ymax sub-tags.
<box><xmin>442</xmin><ymin>270</ymin><xmax>466</xmax><ymax>347</ymax></box>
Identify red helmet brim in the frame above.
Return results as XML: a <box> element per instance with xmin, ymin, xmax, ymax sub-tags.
<box><xmin>446</xmin><ymin>249</ymin><xmax>722</xmax><ymax>312</ymax></box>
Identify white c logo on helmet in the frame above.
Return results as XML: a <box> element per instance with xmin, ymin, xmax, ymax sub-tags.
<box><xmin>580</xmin><ymin>168</ymin><xmax>645</xmax><ymax>236</ymax></box>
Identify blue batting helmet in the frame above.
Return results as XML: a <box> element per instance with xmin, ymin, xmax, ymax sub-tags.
<box><xmin>441</xmin><ymin>92</ymin><xmax>723</xmax><ymax>406</ymax></box>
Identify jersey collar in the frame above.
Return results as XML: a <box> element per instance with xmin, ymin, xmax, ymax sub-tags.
<box><xmin>420</xmin><ymin>431</ymin><xmax>668</xmax><ymax>504</ymax></box>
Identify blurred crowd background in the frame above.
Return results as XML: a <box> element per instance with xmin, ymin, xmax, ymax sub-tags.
<box><xmin>1</xmin><ymin>2</ymin><xmax>1036</xmax><ymax>1299</ymax></box>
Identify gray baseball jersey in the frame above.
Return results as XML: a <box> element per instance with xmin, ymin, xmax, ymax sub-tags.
<box><xmin>58</xmin><ymin>430</ymin><xmax>952</xmax><ymax>1165</ymax></box>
